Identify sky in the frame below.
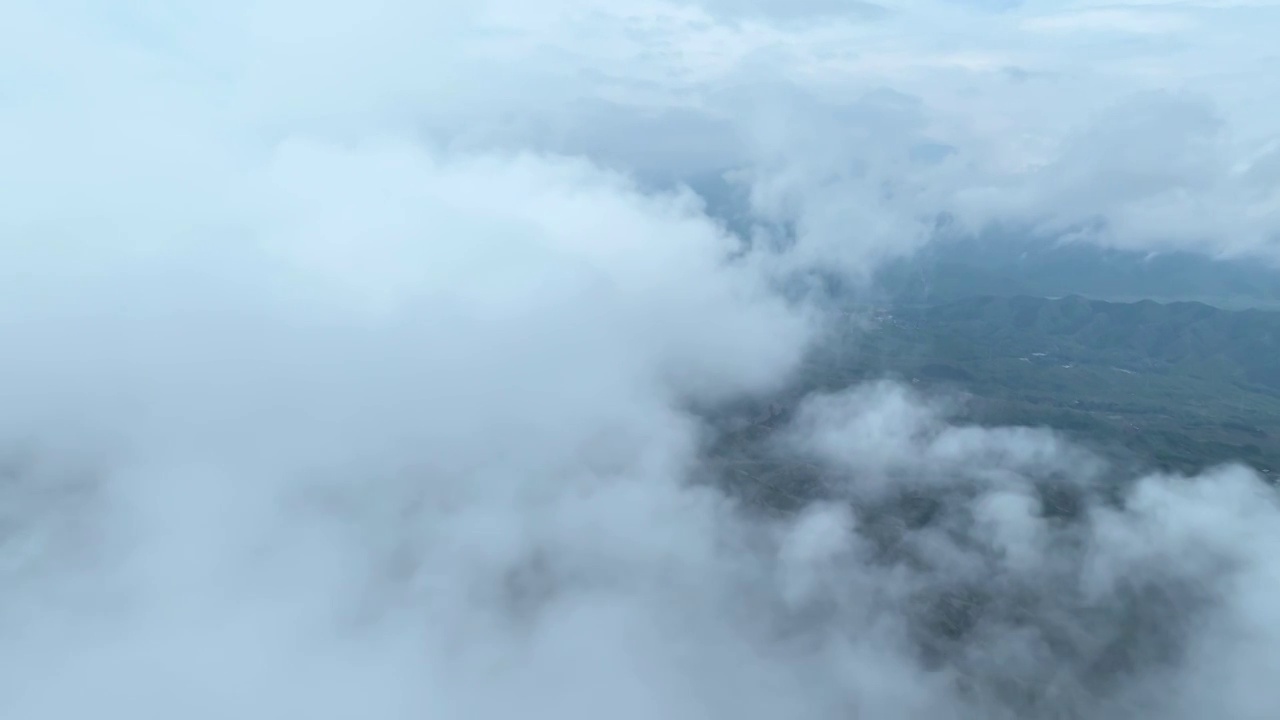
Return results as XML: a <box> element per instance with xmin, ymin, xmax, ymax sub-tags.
<box><xmin>2</xmin><ymin>0</ymin><xmax>1280</xmax><ymax>718</ymax></box>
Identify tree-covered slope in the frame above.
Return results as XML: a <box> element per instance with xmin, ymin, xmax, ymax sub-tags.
<box><xmin>791</xmin><ymin>295</ymin><xmax>1280</xmax><ymax>475</ymax></box>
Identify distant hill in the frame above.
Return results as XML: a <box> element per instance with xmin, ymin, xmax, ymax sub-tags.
<box><xmin>790</xmin><ymin>295</ymin><xmax>1280</xmax><ymax>476</ymax></box>
<box><xmin>874</xmin><ymin>236</ymin><xmax>1280</xmax><ymax>310</ymax></box>
<box><xmin>906</xmin><ymin>295</ymin><xmax>1280</xmax><ymax>391</ymax></box>
<box><xmin>687</xmin><ymin>171</ymin><xmax>1280</xmax><ymax>309</ymax></box>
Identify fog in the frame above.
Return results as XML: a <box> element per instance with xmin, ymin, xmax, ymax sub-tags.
<box><xmin>3</xmin><ymin>0</ymin><xmax>1280</xmax><ymax>718</ymax></box>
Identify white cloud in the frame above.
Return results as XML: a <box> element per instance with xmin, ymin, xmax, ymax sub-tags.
<box><xmin>3</xmin><ymin>0</ymin><xmax>1280</xmax><ymax>718</ymax></box>
<box><xmin>1021</xmin><ymin>8</ymin><xmax>1193</xmax><ymax>35</ymax></box>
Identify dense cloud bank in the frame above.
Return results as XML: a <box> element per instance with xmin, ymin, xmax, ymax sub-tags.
<box><xmin>3</xmin><ymin>0</ymin><xmax>1280</xmax><ymax>718</ymax></box>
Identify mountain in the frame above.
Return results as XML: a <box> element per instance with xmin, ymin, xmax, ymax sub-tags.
<box><xmin>874</xmin><ymin>236</ymin><xmax>1280</xmax><ymax>310</ymax></box>
<box><xmin>904</xmin><ymin>294</ymin><xmax>1280</xmax><ymax>390</ymax></box>
<box><xmin>796</xmin><ymin>295</ymin><xmax>1280</xmax><ymax>475</ymax></box>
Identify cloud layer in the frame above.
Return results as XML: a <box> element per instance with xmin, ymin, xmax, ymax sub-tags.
<box><xmin>3</xmin><ymin>0</ymin><xmax>1280</xmax><ymax>718</ymax></box>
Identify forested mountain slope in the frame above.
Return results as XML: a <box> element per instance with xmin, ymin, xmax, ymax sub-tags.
<box><xmin>760</xmin><ymin>295</ymin><xmax>1280</xmax><ymax>476</ymax></box>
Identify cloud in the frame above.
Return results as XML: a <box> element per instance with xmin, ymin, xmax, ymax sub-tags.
<box><xmin>699</xmin><ymin>0</ymin><xmax>889</xmax><ymax>22</ymax></box>
<box><xmin>3</xmin><ymin>0</ymin><xmax>1280</xmax><ymax>719</ymax></box>
<box><xmin>1021</xmin><ymin>8</ymin><xmax>1193</xmax><ymax>35</ymax></box>
<box><xmin>0</xmin><ymin>131</ymin><xmax>814</xmax><ymax>719</ymax></box>
<box><xmin>771</xmin><ymin>384</ymin><xmax>1280</xmax><ymax>718</ymax></box>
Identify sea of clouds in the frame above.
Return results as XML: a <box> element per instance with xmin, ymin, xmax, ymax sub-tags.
<box><xmin>3</xmin><ymin>0</ymin><xmax>1280</xmax><ymax>718</ymax></box>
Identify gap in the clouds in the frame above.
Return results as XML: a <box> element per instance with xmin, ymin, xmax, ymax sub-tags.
<box><xmin>681</xmin><ymin>363</ymin><xmax>1226</xmax><ymax>719</ymax></box>
<box><xmin>668</xmin><ymin>216</ymin><xmax>1277</xmax><ymax>713</ymax></box>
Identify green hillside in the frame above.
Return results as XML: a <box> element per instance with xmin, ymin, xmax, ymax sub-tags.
<box><xmin>871</xmin><ymin>236</ymin><xmax>1280</xmax><ymax>310</ymax></box>
<box><xmin>798</xmin><ymin>295</ymin><xmax>1280</xmax><ymax>475</ymax></box>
